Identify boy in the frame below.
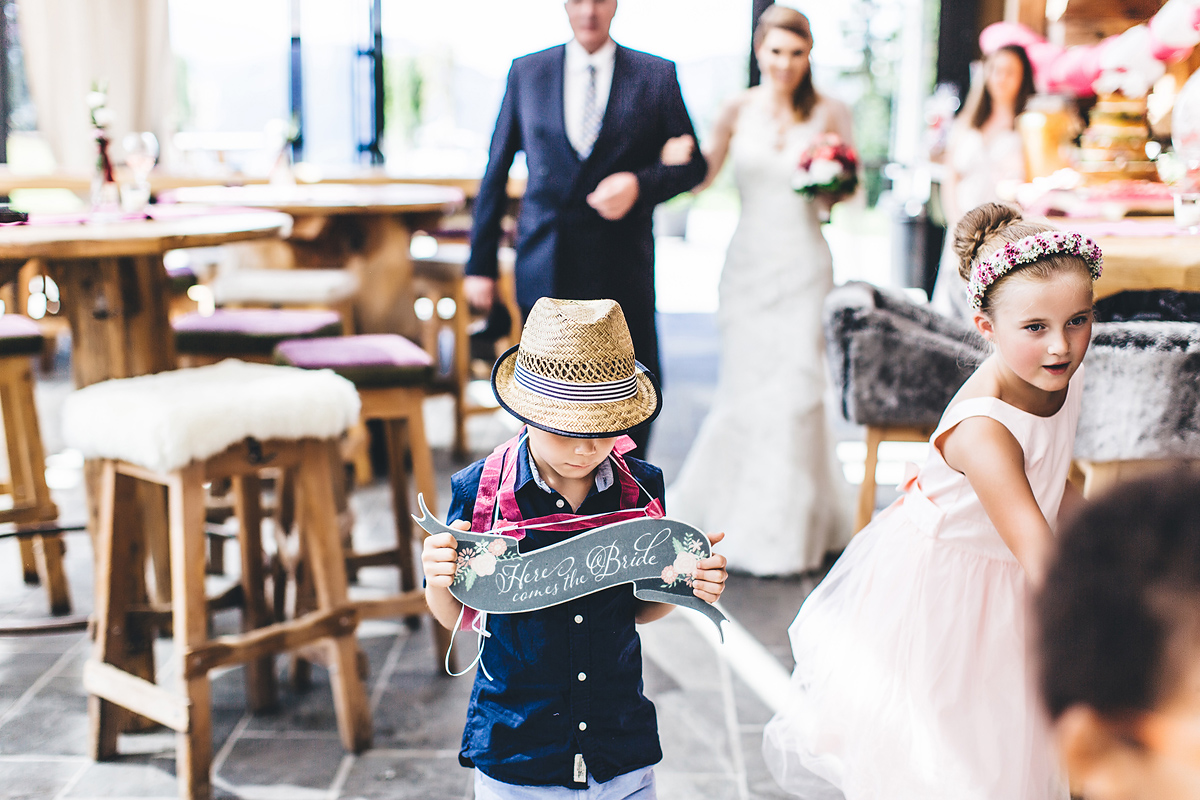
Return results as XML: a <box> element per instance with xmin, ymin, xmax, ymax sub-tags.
<box><xmin>422</xmin><ymin>298</ymin><xmax>727</xmax><ymax>799</ymax></box>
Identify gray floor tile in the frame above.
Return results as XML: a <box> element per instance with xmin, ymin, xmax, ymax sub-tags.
<box><xmin>0</xmin><ymin>676</ymin><xmax>90</xmax><ymax>756</ymax></box>
<box><xmin>217</xmin><ymin>736</ymin><xmax>347</xmax><ymax>791</ymax></box>
<box><xmin>62</xmin><ymin>756</ymin><xmax>180</xmax><ymax>797</ymax></box>
<box><xmin>338</xmin><ymin>752</ymin><xmax>470</xmax><ymax>800</ymax></box>
<box><xmin>371</xmin><ymin>670</ymin><xmax>473</xmax><ymax>750</ymax></box>
<box><xmin>0</xmin><ymin>759</ymin><xmax>87</xmax><ymax>799</ymax></box>
<box><xmin>654</xmin><ymin>771</ymin><xmax>741</xmax><ymax>800</ymax></box>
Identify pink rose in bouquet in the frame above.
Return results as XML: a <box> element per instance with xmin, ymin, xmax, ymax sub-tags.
<box><xmin>792</xmin><ymin>134</ymin><xmax>858</xmax><ymax>199</ymax></box>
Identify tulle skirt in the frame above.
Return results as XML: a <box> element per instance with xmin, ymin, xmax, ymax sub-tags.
<box><xmin>762</xmin><ymin>501</ymin><xmax>1068</xmax><ymax>800</ymax></box>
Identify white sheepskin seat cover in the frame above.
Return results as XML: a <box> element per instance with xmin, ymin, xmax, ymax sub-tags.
<box><xmin>62</xmin><ymin>360</ymin><xmax>362</xmax><ymax>473</ymax></box>
<box><xmin>212</xmin><ymin>269</ymin><xmax>360</xmax><ymax>305</ymax></box>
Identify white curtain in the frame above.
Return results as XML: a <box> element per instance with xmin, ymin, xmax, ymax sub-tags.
<box><xmin>16</xmin><ymin>0</ymin><xmax>173</xmax><ymax>173</ymax></box>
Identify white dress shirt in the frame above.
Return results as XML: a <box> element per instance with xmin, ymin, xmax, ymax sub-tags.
<box><xmin>563</xmin><ymin>38</ymin><xmax>616</xmax><ymax>156</ymax></box>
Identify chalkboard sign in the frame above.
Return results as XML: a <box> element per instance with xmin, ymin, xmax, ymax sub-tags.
<box><xmin>413</xmin><ymin>495</ymin><xmax>726</xmax><ymax>637</ymax></box>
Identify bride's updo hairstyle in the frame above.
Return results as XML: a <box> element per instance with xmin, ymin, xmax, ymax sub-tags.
<box><xmin>954</xmin><ymin>202</ymin><xmax>1096</xmax><ymax>315</ymax></box>
<box><xmin>753</xmin><ymin>5</ymin><xmax>817</xmax><ymax>120</ymax></box>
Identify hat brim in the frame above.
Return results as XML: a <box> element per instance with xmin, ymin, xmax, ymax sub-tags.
<box><xmin>491</xmin><ymin>344</ymin><xmax>662</xmax><ymax>439</ymax></box>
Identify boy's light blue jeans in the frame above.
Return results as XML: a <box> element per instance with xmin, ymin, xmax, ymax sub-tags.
<box><xmin>474</xmin><ymin>767</ymin><xmax>656</xmax><ymax>799</ymax></box>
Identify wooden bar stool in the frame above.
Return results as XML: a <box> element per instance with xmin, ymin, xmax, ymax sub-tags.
<box><xmin>274</xmin><ymin>333</ymin><xmax>452</xmax><ymax>666</ymax></box>
<box><xmin>0</xmin><ymin>314</ymin><xmax>70</xmax><ymax>615</ymax></box>
<box><xmin>412</xmin><ymin>243</ymin><xmax>522</xmax><ymax>458</ymax></box>
<box><xmin>62</xmin><ymin>360</ymin><xmax>371</xmax><ymax>800</ymax></box>
<box><xmin>212</xmin><ymin>269</ymin><xmax>360</xmax><ymax>334</ymax></box>
<box><xmin>173</xmin><ymin>308</ymin><xmax>343</xmax><ymax>367</ymax></box>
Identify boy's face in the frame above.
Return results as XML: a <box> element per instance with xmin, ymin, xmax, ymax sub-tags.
<box><xmin>1058</xmin><ymin>652</ymin><xmax>1200</xmax><ymax>800</ymax></box>
<box><xmin>525</xmin><ymin>427</ymin><xmax>618</xmax><ymax>483</ymax></box>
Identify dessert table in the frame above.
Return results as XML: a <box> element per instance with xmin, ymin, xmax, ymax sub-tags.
<box><xmin>1050</xmin><ymin>218</ymin><xmax>1200</xmax><ymax>298</ymax></box>
<box><xmin>162</xmin><ymin>183</ymin><xmax>466</xmax><ymax>339</ymax></box>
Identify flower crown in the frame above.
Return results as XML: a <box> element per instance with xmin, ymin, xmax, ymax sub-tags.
<box><xmin>967</xmin><ymin>231</ymin><xmax>1103</xmax><ymax>310</ymax></box>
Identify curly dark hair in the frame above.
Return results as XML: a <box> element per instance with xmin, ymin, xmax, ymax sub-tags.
<box><xmin>1037</xmin><ymin>473</ymin><xmax>1200</xmax><ymax>720</ymax></box>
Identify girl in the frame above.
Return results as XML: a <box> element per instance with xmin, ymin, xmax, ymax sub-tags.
<box><xmin>763</xmin><ymin>202</ymin><xmax>1102</xmax><ymax>799</ymax></box>
<box><xmin>931</xmin><ymin>44</ymin><xmax>1035</xmax><ymax>318</ymax></box>
<box><xmin>667</xmin><ymin>4</ymin><xmax>854</xmax><ymax>576</ymax></box>
<box><xmin>1039</xmin><ymin>473</ymin><xmax>1200</xmax><ymax>800</ymax></box>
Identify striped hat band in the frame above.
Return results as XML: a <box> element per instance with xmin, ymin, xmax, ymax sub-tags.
<box><xmin>514</xmin><ymin>361</ymin><xmax>638</xmax><ymax>404</ymax></box>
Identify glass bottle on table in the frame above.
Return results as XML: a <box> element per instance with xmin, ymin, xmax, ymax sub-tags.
<box><xmin>120</xmin><ymin>132</ymin><xmax>159</xmax><ymax>214</ymax></box>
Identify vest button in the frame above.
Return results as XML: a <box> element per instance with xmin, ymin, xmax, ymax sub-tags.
<box><xmin>574</xmin><ymin>615</ymin><xmax>583</xmax><ymax>624</ymax></box>
<box><xmin>578</xmin><ymin>721</ymin><xmax>587</xmax><ymax>731</ymax></box>
<box><xmin>556</xmin><ymin>499</ymin><xmax>565</xmax><ymax>508</ymax></box>
<box><xmin>578</xmin><ymin>672</ymin><xmax>587</xmax><ymax>681</ymax></box>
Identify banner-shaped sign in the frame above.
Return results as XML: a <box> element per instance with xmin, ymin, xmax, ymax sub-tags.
<box><xmin>413</xmin><ymin>495</ymin><xmax>727</xmax><ymax>637</ymax></box>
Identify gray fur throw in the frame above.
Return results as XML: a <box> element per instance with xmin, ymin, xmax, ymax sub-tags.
<box><xmin>1075</xmin><ymin>321</ymin><xmax>1200</xmax><ymax>460</ymax></box>
<box><xmin>823</xmin><ymin>282</ymin><xmax>988</xmax><ymax>428</ymax></box>
<box><xmin>825</xmin><ymin>282</ymin><xmax>1200</xmax><ymax>461</ymax></box>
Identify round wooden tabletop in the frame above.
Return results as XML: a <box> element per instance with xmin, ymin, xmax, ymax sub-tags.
<box><xmin>1053</xmin><ymin>218</ymin><xmax>1200</xmax><ymax>298</ymax></box>
<box><xmin>164</xmin><ymin>182</ymin><xmax>465</xmax><ymax>216</ymax></box>
<box><xmin>0</xmin><ymin>208</ymin><xmax>292</xmax><ymax>261</ymax></box>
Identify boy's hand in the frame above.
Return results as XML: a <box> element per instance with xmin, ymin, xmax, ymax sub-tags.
<box><xmin>422</xmin><ymin>520</ymin><xmax>467</xmax><ymax>589</ymax></box>
<box><xmin>692</xmin><ymin>530</ymin><xmax>728</xmax><ymax>605</ymax></box>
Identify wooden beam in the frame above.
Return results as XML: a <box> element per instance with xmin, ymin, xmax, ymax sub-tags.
<box><xmin>182</xmin><ymin>607</ymin><xmax>357</xmax><ymax>679</ymax></box>
<box><xmin>82</xmin><ymin>661</ymin><xmax>191</xmax><ymax>733</ymax></box>
<box><xmin>1005</xmin><ymin>0</ymin><xmax>1047</xmax><ymax>35</ymax></box>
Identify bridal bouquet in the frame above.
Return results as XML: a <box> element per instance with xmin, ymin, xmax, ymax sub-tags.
<box><xmin>792</xmin><ymin>134</ymin><xmax>858</xmax><ymax>199</ymax></box>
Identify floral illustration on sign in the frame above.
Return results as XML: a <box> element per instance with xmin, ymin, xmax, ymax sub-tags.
<box><xmin>661</xmin><ymin>533</ymin><xmax>705</xmax><ymax>589</ymax></box>
<box><xmin>455</xmin><ymin>538</ymin><xmax>517</xmax><ymax>591</ymax></box>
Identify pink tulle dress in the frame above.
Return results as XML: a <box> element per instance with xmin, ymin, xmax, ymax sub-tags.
<box><xmin>762</xmin><ymin>370</ymin><xmax>1083</xmax><ymax>800</ymax></box>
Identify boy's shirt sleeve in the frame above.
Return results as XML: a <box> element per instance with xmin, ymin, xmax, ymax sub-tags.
<box><xmin>445</xmin><ymin>459</ymin><xmax>487</xmax><ymax>530</ymax></box>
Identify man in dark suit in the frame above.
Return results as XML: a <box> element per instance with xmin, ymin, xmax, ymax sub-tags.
<box><xmin>465</xmin><ymin>0</ymin><xmax>707</xmax><ymax>454</ymax></box>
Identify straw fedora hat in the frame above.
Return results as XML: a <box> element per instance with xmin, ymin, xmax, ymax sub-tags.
<box><xmin>491</xmin><ymin>298</ymin><xmax>661</xmax><ymax>438</ymax></box>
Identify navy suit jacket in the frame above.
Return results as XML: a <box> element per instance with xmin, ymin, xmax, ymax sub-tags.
<box><xmin>467</xmin><ymin>43</ymin><xmax>707</xmax><ymax>380</ymax></box>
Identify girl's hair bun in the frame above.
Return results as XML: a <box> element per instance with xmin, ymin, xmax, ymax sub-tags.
<box><xmin>954</xmin><ymin>202</ymin><xmax>1024</xmax><ymax>281</ymax></box>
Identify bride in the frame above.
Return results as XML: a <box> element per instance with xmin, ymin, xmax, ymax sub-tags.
<box><xmin>668</xmin><ymin>4</ymin><xmax>854</xmax><ymax>576</ymax></box>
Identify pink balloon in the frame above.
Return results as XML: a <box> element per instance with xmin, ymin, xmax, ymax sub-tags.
<box><xmin>1032</xmin><ymin>41</ymin><xmax>1102</xmax><ymax>96</ymax></box>
<box><xmin>979</xmin><ymin>21</ymin><xmax>1045</xmax><ymax>55</ymax></box>
<box><xmin>1146</xmin><ymin>24</ymin><xmax>1196</xmax><ymax>61</ymax></box>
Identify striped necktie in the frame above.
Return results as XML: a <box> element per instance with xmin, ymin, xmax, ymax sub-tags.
<box><xmin>578</xmin><ymin>64</ymin><xmax>603</xmax><ymax>158</ymax></box>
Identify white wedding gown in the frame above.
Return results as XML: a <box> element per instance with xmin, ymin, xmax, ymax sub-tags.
<box><xmin>669</xmin><ymin>94</ymin><xmax>853</xmax><ymax>576</ymax></box>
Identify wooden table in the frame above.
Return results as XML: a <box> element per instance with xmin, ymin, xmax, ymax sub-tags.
<box><xmin>1054</xmin><ymin>218</ymin><xmax>1200</xmax><ymax>299</ymax></box>
<box><xmin>0</xmin><ymin>209</ymin><xmax>291</xmax><ymax>387</ymax></box>
<box><xmin>155</xmin><ymin>184</ymin><xmax>465</xmax><ymax>340</ymax></box>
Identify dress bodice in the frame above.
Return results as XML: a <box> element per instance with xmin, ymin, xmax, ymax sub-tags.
<box><xmin>950</xmin><ymin>127</ymin><xmax>1026</xmax><ymax>215</ymax></box>
<box><xmin>730</xmin><ymin>94</ymin><xmax>835</xmax><ymax>223</ymax></box>
<box><xmin>907</xmin><ymin>368</ymin><xmax>1084</xmax><ymax>560</ymax></box>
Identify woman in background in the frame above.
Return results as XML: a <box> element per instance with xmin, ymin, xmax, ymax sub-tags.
<box><xmin>667</xmin><ymin>4</ymin><xmax>854</xmax><ymax>576</ymax></box>
<box><xmin>931</xmin><ymin>44</ymin><xmax>1035</xmax><ymax>317</ymax></box>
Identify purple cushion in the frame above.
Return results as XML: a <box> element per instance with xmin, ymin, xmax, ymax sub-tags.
<box><xmin>274</xmin><ymin>334</ymin><xmax>433</xmax><ymax>388</ymax></box>
<box><xmin>0</xmin><ymin>314</ymin><xmax>45</xmax><ymax>357</ymax></box>
<box><xmin>174</xmin><ymin>309</ymin><xmax>343</xmax><ymax>356</ymax></box>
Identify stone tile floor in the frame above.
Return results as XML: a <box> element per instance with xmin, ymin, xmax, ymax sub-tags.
<box><xmin>0</xmin><ymin>312</ymin><xmax>890</xmax><ymax>799</ymax></box>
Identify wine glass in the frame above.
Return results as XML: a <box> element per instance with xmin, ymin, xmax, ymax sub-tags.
<box><xmin>121</xmin><ymin>132</ymin><xmax>159</xmax><ymax>213</ymax></box>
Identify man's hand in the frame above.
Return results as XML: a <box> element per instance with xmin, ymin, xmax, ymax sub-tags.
<box><xmin>692</xmin><ymin>530</ymin><xmax>728</xmax><ymax>605</ymax></box>
<box><xmin>587</xmin><ymin>171</ymin><xmax>640</xmax><ymax>220</ymax></box>
<box><xmin>463</xmin><ymin>275</ymin><xmax>496</xmax><ymax>313</ymax></box>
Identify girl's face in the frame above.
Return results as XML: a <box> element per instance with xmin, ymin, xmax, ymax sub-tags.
<box><xmin>1059</xmin><ymin>651</ymin><xmax>1200</xmax><ymax>800</ymax></box>
<box><xmin>987</xmin><ymin>50</ymin><xmax>1025</xmax><ymax>110</ymax></box>
<box><xmin>974</xmin><ymin>269</ymin><xmax>1093</xmax><ymax>400</ymax></box>
<box><xmin>755</xmin><ymin>28</ymin><xmax>810</xmax><ymax>95</ymax></box>
<box><xmin>525</xmin><ymin>427</ymin><xmax>618</xmax><ymax>484</ymax></box>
